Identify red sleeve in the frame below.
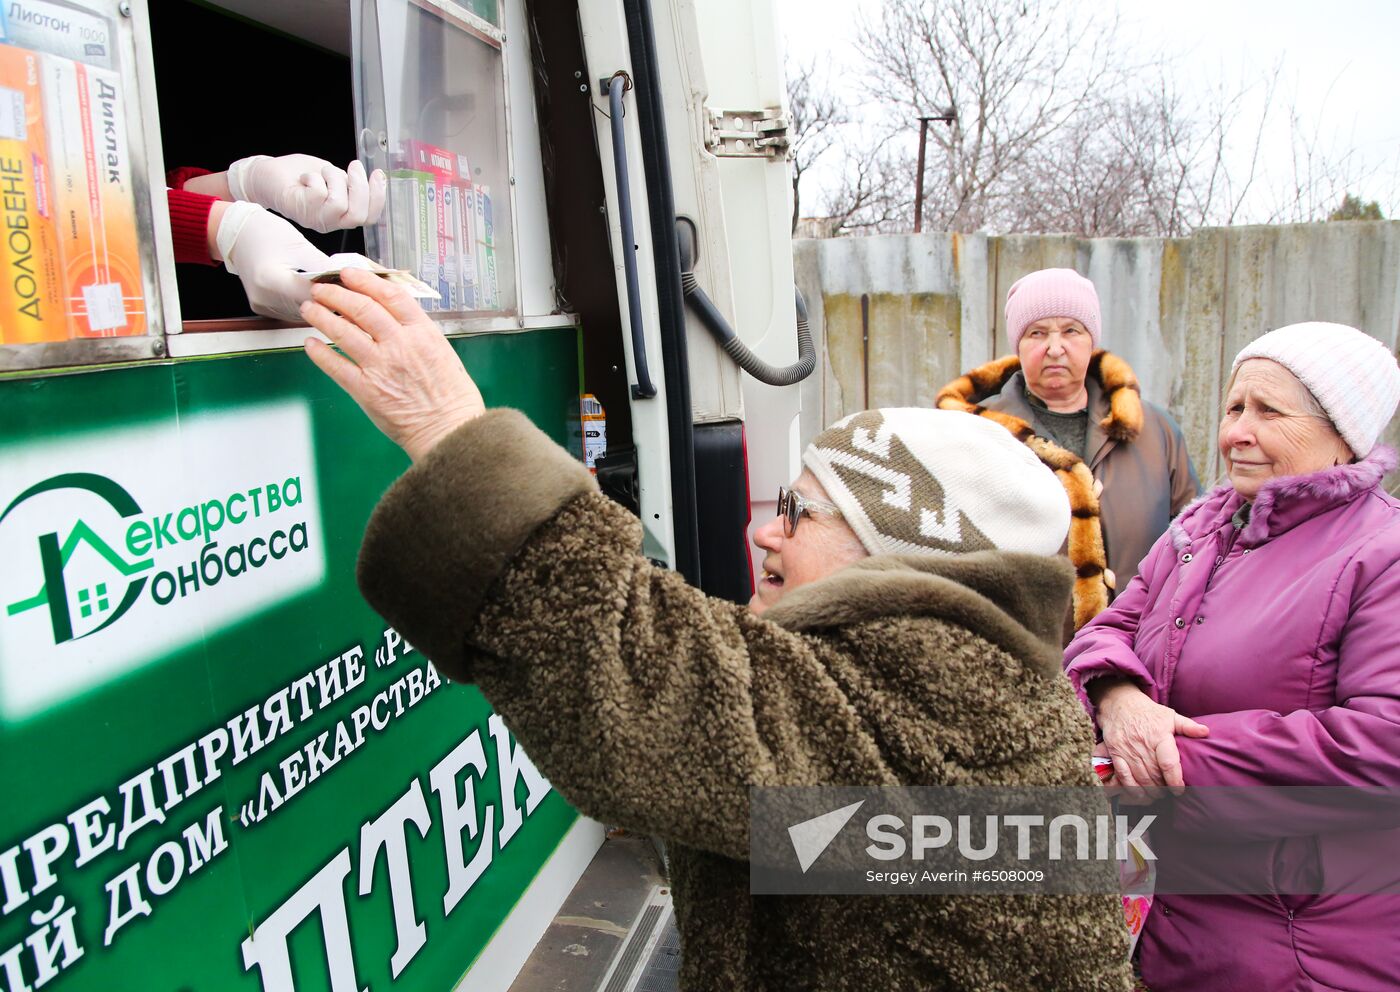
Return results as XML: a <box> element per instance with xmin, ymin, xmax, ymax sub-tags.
<box><xmin>166</xmin><ymin>166</ymin><xmax>212</xmax><ymax>190</ymax></box>
<box><xmin>167</xmin><ymin>188</ymin><xmax>218</xmax><ymax>266</ymax></box>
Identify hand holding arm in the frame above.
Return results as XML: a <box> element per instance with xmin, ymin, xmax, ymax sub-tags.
<box><xmin>1096</xmin><ymin>681</ymin><xmax>1209</xmax><ymax>799</ymax></box>
<box><xmin>1063</xmin><ymin>532</ymin><xmax>1180</xmax><ymax>711</ymax></box>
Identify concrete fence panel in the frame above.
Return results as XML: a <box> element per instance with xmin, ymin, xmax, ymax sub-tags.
<box><xmin>793</xmin><ymin>220</ymin><xmax>1400</xmax><ymax>494</ymax></box>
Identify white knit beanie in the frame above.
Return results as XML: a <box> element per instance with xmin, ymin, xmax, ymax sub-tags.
<box><xmin>803</xmin><ymin>408</ymin><xmax>1070</xmax><ymax>558</ymax></box>
<box><xmin>1232</xmin><ymin>322</ymin><xmax>1400</xmax><ymax>458</ymax></box>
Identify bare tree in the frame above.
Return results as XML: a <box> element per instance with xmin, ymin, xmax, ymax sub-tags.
<box><xmin>823</xmin><ymin>143</ymin><xmax>909</xmax><ymax>234</ymax></box>
<box><xmin>786</xmin><ymin>60</ymin><xmax>846</xmax><ymax>233</ymax></box>
<box><xmin>787</xmin><ymin>58</ymin><xmax>909</xmax><ymax>236</ymax></box>
<box><xmin>1004</xmin><ymin>96</ymin><xmax>1141</xmax><ymax>237</ymax></box>
<box><xmin>857</xmin><ymin>0</ymin><xmax>1121</xmax><ymax>232</ymax></box>
<box><xmin>1264</xmin><ymin>74</ymin><xmax>1382</xmax><ymax>225</ymax></box>
<box><xmin>786</xmin><ymin>0</ymin><xmax>1396</xmax><ymax>238</ymax></box>
<box><xmin>1008</xmin><ymin>66</ymin><xmax>1277</xmax><ymax>237</ymax></box>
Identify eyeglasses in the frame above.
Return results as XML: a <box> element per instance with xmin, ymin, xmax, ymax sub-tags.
<box><xmin>777</xmin><ymin>486</ymin><xmax>843</xmax><ymax>537</ymax></box>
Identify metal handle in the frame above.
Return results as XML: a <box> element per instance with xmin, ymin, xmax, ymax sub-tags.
<box><xmin>604</xmin><ymin>73</ymin><xmax>657</xmax><ymax>399</ymax></box>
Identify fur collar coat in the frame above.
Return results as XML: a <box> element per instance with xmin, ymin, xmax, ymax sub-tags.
<box><xmin>357</xmin><ymin>409</ymin><xmax>1131</xmax><ymax>992</ymax></box>
<box><xmin>937</xmin><ymin>352</ymin><xmax>1198</xmax><ymax>632</ymax></box>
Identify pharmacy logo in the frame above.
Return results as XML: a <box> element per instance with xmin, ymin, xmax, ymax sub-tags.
<box><xmin>1</xmin><ymin>472</ymin><xmax>153</xmax><ymax>645</ymax></box>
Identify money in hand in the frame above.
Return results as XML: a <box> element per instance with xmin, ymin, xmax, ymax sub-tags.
<box><xmin>302</xmin><ymin>254</ymin><xmax>440</xmax><ymax>300</ymax></box>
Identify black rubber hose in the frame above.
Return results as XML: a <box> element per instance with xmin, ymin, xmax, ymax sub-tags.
<box><xmin>621</xmin><ymin>0</ymin><xmax>700</xmax><ymax>588</ymax></box>
<box><xmin>607</xmin><ymin>74</ymin><xmax>657</xmax><ymax>399</ymax></box>
<box><xmin>679</xmin><ymin>269</ymin><xmax>817</xmax><ymax>386</ymax></box>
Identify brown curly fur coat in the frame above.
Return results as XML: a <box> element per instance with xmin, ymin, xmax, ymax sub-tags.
<box><xmin>936</xmin><ymin>352</ymin><xmax>1145</xmax><ymax>630</ymax></box>
<box><xmin>357</xmin><ymin>409</ymin><xmax>1131</xmax><ymax>992</ymax></box>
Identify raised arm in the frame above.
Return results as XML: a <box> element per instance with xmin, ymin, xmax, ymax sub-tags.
<box><xmin>300</xmin><ymin>271</ymin><xmax>902</xmax><ymax>858</ymax></box>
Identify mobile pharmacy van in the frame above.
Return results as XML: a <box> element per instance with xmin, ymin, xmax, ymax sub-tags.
<box><xmin>0</xmin><ymin>0</ymin><xmax>804</xmax><ymax>989</ymax></box>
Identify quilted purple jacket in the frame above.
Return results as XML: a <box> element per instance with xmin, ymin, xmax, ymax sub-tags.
<box><xmin>1065</xmin><ymin>446</ymin><xmax>1400</xmax><ymax>991</ymax></box>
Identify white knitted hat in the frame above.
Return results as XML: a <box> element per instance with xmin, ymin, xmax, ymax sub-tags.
<box><xmin>1232</xmin><ymin>322</ymin><xmax>1400</xmax><ymax>457</ymax></box>
<box><xmin>803</xmin><ymin>408</ymin><xmax>1070</xmax><ymax>558</ymax></box>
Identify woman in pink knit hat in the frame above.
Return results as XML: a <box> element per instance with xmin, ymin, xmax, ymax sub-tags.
<box><xmin>937</xmin><ymin>267</ymin><xmax>1199</xmax><ymax>636</ymax></box>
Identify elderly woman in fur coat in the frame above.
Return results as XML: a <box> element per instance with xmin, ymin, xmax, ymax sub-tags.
<box><xmin>298</xmin><ymin>269</ymin><xmax>1131</xmax><ymax>992</ymax></box>
<box><xmin>1066</xmin><ymin>322</ymin><xmax>1400</xmax><ymax>991</ymax></box>
<box><xmin>937</xmin><ymin>269</ymin><xmax>1198</xmax><ymax>632</ymax></box>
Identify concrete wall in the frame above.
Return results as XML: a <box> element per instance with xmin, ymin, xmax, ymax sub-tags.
<box><xmin>794</xmin><ymin>222</ymin><xmax>1400</xmax><ymax>490</ymax></box>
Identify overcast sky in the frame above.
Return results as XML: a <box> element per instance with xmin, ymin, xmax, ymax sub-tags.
<box><xmin>775</xmin><ymin>0</ymin><xmax>1400</xmax><ymax>221</ymax></box>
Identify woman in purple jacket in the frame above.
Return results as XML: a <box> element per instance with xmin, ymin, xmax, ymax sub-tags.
<box><xmin>1065</xmin><ymin>321</ymin><xmax>1400</xmax><ymax>991</ymax></box>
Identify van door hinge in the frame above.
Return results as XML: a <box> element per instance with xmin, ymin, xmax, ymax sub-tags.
<box><xmin>705</xmin><ymin>108</ymin><xmax>790</xmax><ymax>158</ymax></box>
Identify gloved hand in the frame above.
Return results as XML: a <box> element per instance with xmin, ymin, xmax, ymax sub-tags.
<box><xmin>216</xmin><ymin>201</ymin><xmax>331</xmax><ymax>321</ymax></box>
<box><xmin>226</xmin><ymin>154</ymin><xmax>387</xmax><ymax>233</ymax></box>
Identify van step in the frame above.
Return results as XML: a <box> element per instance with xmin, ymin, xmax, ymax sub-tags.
<box><xmin>507</xmin><ymin>835</ymin><xmax>664</xmax><ymax>992</ymax></box>
<box><xmin>629</xmin><ymin>912</ymin><xmax>680</xmax><ymax>992</ymax></box>
<box><xmin>596</xmin><ymin>887</ymin><xmax>679</xmax><ymax>992</ymax></box>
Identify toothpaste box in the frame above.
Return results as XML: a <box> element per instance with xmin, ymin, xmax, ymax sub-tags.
<box><xmin>0</xmin><ymin>44</ymin><xmax>62</xmax><ymax>344</ymax></box>
<box><xmin>474</xmin><ymin>185</ymin><xmax>499</xmax><ymax>311</ymax></box>
<box><xmin>386</xmin><ymin>166</ymin><xmax>437</xmax><ymax>310</ymax></box>
<box><xmin>418</xmin><ymin>174</ymin><xmax>438</xmax><ymax>309</ymax></box>
<box><xmin>453</xmin><ymin>152</ymin><xmax>477</xmax><ymax>310</ymax></box>
<box><xmin>405</xmin><ymin>142</ymin><xmax>452</xmax><ymax>308</ymax></box>
<box><xmin>420</xmin><ymin>177</ymin><xmax>443</xmax><ymax>309</ymax></box>
<box><xmin>386</xmin><ymin>168</ymin><xmax>420</xmax><ymax>273</ymax></box>
<box><xmin>452</xmin><ymin>178</ymin><xmax>476</xmax><ymax>310</ymax></box>
<box><xmin>438</xmin><ymin>182</ymin><xmax>461</xmax><ymax>310</ymax></box>
<box><xmin>457</xmin><ymin>184</ymin><xmax>480</xmax><ymax>311</ymax></box>
<box><xmin>388</xmin><ymin>168</ymin><xmax>436</xmax><ymax>308</ymax></box>
<box><xmin>404</xmin><ymin>139</ymin><xmax>476</xmax><ymax>312</ymax></box>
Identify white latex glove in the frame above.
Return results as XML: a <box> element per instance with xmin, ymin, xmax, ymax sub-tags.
<box><xmin>217</xmin><ymin>201</ymin><xmax>331</xmax><ymax>321</ymax></box>
<box><xmin>226</xmin><ymin>154</ymin><xmax>387</xmax><ymax>233</ymax></box>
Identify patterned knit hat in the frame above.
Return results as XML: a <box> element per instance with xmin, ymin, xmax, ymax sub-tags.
<box><xmin>802</xmin><ymin>408</ymin><xmax>1070</xmax><ymax>558</ymax></box>
<box><xmin>1005</xmin><ymin>268</ymin><xmax>1102</xmax><ymax>351</ymax></box>
<box><xmin>1233</xmin><ymin>322</ymin><xmax>1400</xmax><ymax>458</ymax></box>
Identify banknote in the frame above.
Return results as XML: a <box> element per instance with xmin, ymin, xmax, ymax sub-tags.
<box><xmin>301</xmin><ymin>254</ymin><xmax>441</xmax><ymax>300</ymax></box>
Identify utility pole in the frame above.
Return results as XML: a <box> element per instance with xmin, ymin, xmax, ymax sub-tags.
<box><xmin>913</xmin><ymin>109</ymin><xmax>956</xmax><ymax>234</ymax></box>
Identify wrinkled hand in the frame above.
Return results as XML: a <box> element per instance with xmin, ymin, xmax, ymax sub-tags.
<box><xmin>228</xmin><ymin>154</ymin><xmax>387</xmax><ymax>233</ymax></box>
<box><xmin>217</xmin><ymin>202</ymin><xmax>330</xmax><ymax>321</ymax></box>
<box><xmin>1096</xmin><ymin>681</ymin><xmax>1209</xmax><ymax>801</ymax></box>
<box><xmin>300</xmin><ymin>267</ymin><xmax>485</xmax><ymax>461</ymax></box>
